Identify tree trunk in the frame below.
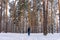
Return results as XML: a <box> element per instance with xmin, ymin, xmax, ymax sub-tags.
<box><xmin>28</xmin><ymin>0</ymin><xmax>31</xmax><ymax>32</ymax></box>
<box><xmin>58</xmin><ymin>0</ymin><xmax>60</xmax><ymax>33</ymax></box>
<box><xmin>6</xmin><ymin>0</ymin><xmax>8</xmax><ymax>33</ymax></box>
<box><xmin>0</xmin><ymin>0</ymin><xmax>2</xmax><ymax>32</ymax></box>
<box><xmin>33</xmin><ymin>0</ymin><xmax>38</xmax><ymax>33</ymax></box>
<box><xmin>43</xmin><ymin>0</ymin><xmax>48</xmax><ymax>35</ymax></box>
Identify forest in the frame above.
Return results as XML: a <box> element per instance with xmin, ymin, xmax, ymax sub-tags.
<box><xmin>0</xmin><ymin>0</ymin><xmax>60</xmax><ymax>35</ymax></box>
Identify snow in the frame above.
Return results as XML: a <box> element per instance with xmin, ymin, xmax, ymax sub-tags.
<box><xmin>0</xmin><ymin>33</ymin><xmax>60</xmax><ymax>40</ymax></box>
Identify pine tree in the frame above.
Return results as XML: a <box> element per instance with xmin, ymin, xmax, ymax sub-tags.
<box><xmin>43</xmin><ymin>0</ymin><xmax>48</xmax><ymax>35</ymax></box>
<box><xmin>0</xmin><ymin>0</ymin><xmax>2</xmax><ymax>32</ymax></box>
<box><xmin>46</xmin><ymin>0</ymin><xmax>48</xmax><ymax>33</ymax></box>
<box><xmin>28</xmin><ymin>0</ymin><xmax>31</xmax><ymax>32</ymax></box>
<box><xmin>33</xmin><ymin>0</ymin><xmax>38</xmax><ymax>33</ymax></box>
<box><xmin>58</xmin><ymin>0</ymin><xmax>60</xmax><ymax>33</ymax></box>
<box><xmin>5</xmin><ymin>0</ymin><xmax>8</xmax><ymax>33</ymax></box>
<box><xmin>50</xmin><ymin>0</ymin><xmax>54</xmax><ymax>34</ymax></box>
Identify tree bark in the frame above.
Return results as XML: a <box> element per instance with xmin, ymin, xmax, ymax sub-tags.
<box><xmin>6</xmin><ymin>0</ymin><xmax>8</xmax><ymax>33</ymax></box>
<box><xmin>0</xmin><ymin>0</ymin><xmax>2</xmax><ymax>32</ymax></box>
<box><xmin>43</xmin><ymin>0</ymin><xmax>48</xmax><ymax>35</ymax></box>
<box><xmin>58</xmin><ymin>0</ymin><xmax>60</xmax><ymax>33</ymax></box>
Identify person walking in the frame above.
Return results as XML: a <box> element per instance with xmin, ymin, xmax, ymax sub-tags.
<box><xmin>28</xmin><ymin>27</ymin><xmax>30</xmax><ymax>36</ymax></box>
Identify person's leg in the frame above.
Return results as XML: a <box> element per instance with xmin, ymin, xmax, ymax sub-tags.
<box><xmin>28</xmin><ymin>31</ymin><xmax>30</xmax><ymax>36</ymax></box>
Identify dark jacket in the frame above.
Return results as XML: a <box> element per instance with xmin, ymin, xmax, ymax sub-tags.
<box><xmin>28</xmin><ymin>27</ymin><xmax>30</xmax><ymax>36</ymax></box>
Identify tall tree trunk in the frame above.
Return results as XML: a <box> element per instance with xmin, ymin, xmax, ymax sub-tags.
<box><xmin>51</xmin><ymin>1</ymin><xmax>54</xmax><ymax>34</ymax></box>
<box><xmin>33</xmin><ymin>0</ymin><xmax>38</xmax><ymax>33</ymax></box>
<box><xmin>14</xmin><ymin>0</ymin><xmax>16</xmax><ymax>32</ymax></box>
<box><xmin>19</xmin><ymin>0</ymin><xmax>25</xmax><ymax>33</ymax></box>
<box><xmin>0</xmin><ymin>0</ymin><xmax>2</xmax><ymax>32</ymax></box>
<box><xmin>58</xmin><ymin>0</ymin><xmax>60</xmax><ymax>33</ymax></box>
<box><xmin>46</xmin><ymin>0</ymin><xmax>48</xmax><ymax>33</ymax></box>
<box><xmin>28</xmin><ymin>0</ymin><xmax>31</xmax><ymax>32</ymax></box>
<box><xmin>6</xmin><ymin>0</ymin><xmax>8</xmax><ymax>33</ymax></box>
<box><xmin>43</xmin><ymin>0</ymin><xmax>48</xmax><ymax>35</ymax></box>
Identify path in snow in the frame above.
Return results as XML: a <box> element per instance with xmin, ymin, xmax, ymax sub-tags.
<box><xmin>0</xmin><ymin>33</ymin><xmax>60</xmax><ymax>40</ymax></box>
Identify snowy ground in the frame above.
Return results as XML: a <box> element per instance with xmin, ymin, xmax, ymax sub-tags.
<box><xmin>0</xmin><ymin>33</ymin><xmax>60</xmax><ymax>40</ymax></box>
